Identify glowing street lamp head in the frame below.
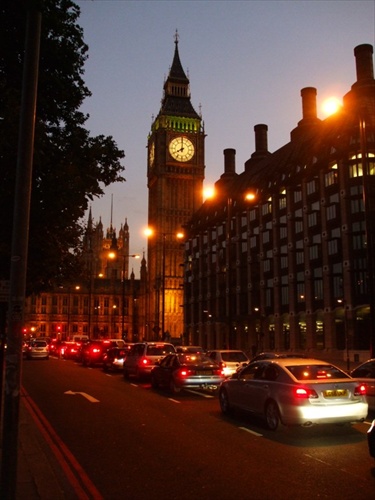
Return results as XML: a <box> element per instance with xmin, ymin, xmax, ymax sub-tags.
<box><xmin>321</xmin><ymin>97</ymin><xmax>342</xmax><ymax>117</ymax></box>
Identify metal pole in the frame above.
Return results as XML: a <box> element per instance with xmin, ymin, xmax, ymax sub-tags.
<box><xmin>360</xmin><ymin>112</ymin><xmax>375</xmax><ymax>358</ymax></box>
<box><xmin>1</xmin><ymin>6</ymin><xmax>41</xmax><ymax>498</ymax></box>
<box><xmin>161</xmin><ymin>234</ymin><xmax>166</xmax><ymax>340</ymax></box>
<box><xmin>122</xmin><ymin>256</ymin><xmax>125</xmax><ymax>337</ymax></box>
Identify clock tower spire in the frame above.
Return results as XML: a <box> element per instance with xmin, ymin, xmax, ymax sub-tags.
<box><xmin>147</xmin><ymin>32</ymin><xmax>205</xmax><ymax>342</ymax></box>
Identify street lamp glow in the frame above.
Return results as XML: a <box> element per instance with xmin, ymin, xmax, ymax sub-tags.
<box><xmin>321</xmin><ymin>97</ymin><xmax>342</xmax><ymax>117</ymax></box>
<box><xmin>203</xmin><ymin>186</ymin><xmax>215</xmax><ymax>200</ymax></box>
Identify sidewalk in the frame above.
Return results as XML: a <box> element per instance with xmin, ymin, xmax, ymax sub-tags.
<box><xmin>16</xmin><ymin>399</ymin><xmax>76</xmax><ymax>499</ymax></box>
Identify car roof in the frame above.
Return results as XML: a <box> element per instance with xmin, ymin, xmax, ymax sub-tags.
<box><xmin>255</xmin><ymin>358</ymin><xmax>327</xmax><ymax>367</ymax></box>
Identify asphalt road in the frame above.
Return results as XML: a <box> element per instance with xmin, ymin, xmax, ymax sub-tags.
<box><xmin>21</xmin><ymin>357</ymin><xmax>375</xmax><ymax>499</ymax></box>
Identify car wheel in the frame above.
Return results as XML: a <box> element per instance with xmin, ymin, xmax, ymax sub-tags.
<box><xmin>123</xmin><ymin>369</ymin><xmax>129</xmax><ymax>380</ymax></box>
<box><xmin>103</xmin><ymin>364</ymin><xmax>108</xmax><ymax>372</ymax></box>
<box><xmin>265</xmin><ymin>400</ymin><xmax>280</xmax><ymax>431</ymax></box>
<box><xmin>219</xmin><ymin>388</ymin><xmax>232</xmax><ymax>414</ymax></box>
<box><xmin>170</xmin><ymin>379</ymin><xmax>181</xmax><ymax>394</ymax></box>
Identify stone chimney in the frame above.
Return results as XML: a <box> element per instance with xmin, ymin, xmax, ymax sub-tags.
<box><xmin>291</xmin><ymin>87</ymin><xmax>321</xmax><ymax>141</ymax></box>
<box><xmin>343</xmin><ymin>44</ymin><xmax>374</xmax><ymax>124</ymax></box>
<box><xmin>354</xmin><ymin>44</ymin><xmax>374</xmax><ymax>84</ymax></box>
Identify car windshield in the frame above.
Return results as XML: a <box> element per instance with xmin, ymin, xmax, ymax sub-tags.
<box><xmin>147</xmin><ymin>345</ymin><xmax>175</xmax><ymax>356</ymax></box>
<box><xmin>285</xmin><ymin>364</ymin><xmax>350</xmax><ymax>380</ymax></box>
<box><xmin>221</xmin><ymin>352</ymin><xmax>248</xmax><ymax>362</ymax></box>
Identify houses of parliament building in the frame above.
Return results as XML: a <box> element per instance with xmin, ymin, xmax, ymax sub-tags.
<box><xmin>23</xmin><ymin>40</ymin><xmax>375</xmax><ymax>366</ymax></box>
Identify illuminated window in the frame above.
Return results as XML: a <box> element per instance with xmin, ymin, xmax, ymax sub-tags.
<box><xmin>324</xmin><ymin>170</ymin><xmax>337</xmax><ymax>187</ymax></box>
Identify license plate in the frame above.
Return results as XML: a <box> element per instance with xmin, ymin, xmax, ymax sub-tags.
<box><xmin>196</xmin><ymin>370</ymin><xmax>210</xmax><ymax>375</ymax></box>
<box><xmin>323</xmin><ymin>389</ymin><xmax>348</xmax><ymax>398</ymax></box>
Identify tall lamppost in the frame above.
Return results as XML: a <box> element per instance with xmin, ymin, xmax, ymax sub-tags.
<box><xmin>146</xmin><ymin>228</ymin><xmax>184</xmax><ymax>340</ymax></box>
<box><xmin>225</xmin><ymin>192</ymin><xmax>256</xmax><ymax>349</ymax></box>
<box><xmin>121</xmin><ymin>254</ymin><xmax>140</xmax><ymax>337</ymax></box>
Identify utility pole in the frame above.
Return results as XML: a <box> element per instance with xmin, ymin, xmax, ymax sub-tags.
<box><xmin>0</xmin><ymin>5</ymin><xmax>41</xmax><ymax>498</ymax></box>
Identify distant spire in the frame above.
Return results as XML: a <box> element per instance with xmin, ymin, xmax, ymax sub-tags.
<box><xmin>110</xmin><ymin>194</ymin><xmax>113</xmax><ymax>229</ymax></box>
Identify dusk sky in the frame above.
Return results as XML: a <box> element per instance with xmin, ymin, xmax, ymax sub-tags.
<box><xmin>76</xmin><ymin>0</ymin><xmax>375</xmax><ymax>272</ymax></box>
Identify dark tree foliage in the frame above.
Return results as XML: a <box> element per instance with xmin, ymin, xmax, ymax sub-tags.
<box><xmin>0</xmin><ymin>0</ymin><xmax>125</xmax><ymax>293</ymax></box>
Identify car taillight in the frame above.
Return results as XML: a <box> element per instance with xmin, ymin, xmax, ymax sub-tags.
<box><xmin>176</xmin><ymin>368</ymin><xmax>192</xmax><ymax>378</ymax></box>
<box><xmin>141</xmin><ymin>357</ymin><xmax>149</xmax><ymax>366</ymax></box>
<box><xmin>92</xmin><ymin>348</ymin><xmax>101</xmax><ymax>354</ymax></box>
<box><xmin>214</xmin><ymin>369</ymin><xmax>225</xmax><ymax>376</ymax></box>
<box><xmin>354</xmin><ymin>384</ymin><xmax>366</xmax><ymax>396</ymax></box>
<box><xmin>294</xmin><ymin>387</ymin><xmax>318</xmax><ymax>399</ymax></box>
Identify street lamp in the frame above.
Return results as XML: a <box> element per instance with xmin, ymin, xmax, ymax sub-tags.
<box><xmin>121</xmin><ymin>253</ymin><xmax>140</xmax><ymax>337</ymax></box>
<box><xmin>146</xmin><ymin>228</ymin><xmax>184</xmax><ymax>340</ymax></box>
<box><xmin>225</xmin><ymin>191</ymin><xmax>257</xmax><ymax>349</ymax></box>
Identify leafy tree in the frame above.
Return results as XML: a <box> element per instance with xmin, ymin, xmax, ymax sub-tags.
<box><xmin>0</xmin><ymin>0</ymin><xmax>125</xmax><ymax>293</ymax></box>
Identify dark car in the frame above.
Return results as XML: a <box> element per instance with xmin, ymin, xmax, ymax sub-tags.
<box><xmin>61</xmin><ymin>342</ymin><xmax>81</xmax><ymax>360</ymax></box>
<box><xmin>151</xmin><ymin>352</ymin><xmax>225</xmax><ymax>394</ymax></box>
<box><xmin>81</xmin><ymin>340</ymin><xmax>107</xmax><ymax>367</ymax></box>
<box><xmin>81</xmin><ymin>339</ymin><xmax>125</xmax><ymax>367</ymax></box>
<box><xmin>102</xmin><ymin>347</ymin><xmax>128</xmax><ymax>372</ymax></box>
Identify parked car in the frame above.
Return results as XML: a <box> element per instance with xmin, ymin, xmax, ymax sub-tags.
<box><xmin>250</xmin><ymin>352</ymin><xmax>307</xmax><ymax>362</ymax></box>
<box><xmin>151</xmin><ymin>352</ymin><xmax>225</xmax><ymax>394</ymax></box>
<box><xmin>219</xmin><ymin>358</ymin><xmax>368</xmax><ymax>430</ymax></box>
<box><xmin>26</xmin><ymin>340</ymin><xmax>49</xmax><ymax>360</ymax></box>
<box><xmin>175</xmin><ymin>345</ymin><xmax>204</xmax><ymax>354</ymax></box>
<box><xmin>207</xmin><ymin>350</ymin><xmax>250</xmax><ymax>377</ymax></box>
<box><xmin>351</xmin><ymin>358</ymin><xmax>375</xmax><ymax>411</ymax></box>
<box><xmin>123</xmin><ymin>342</ymin><xmax>176</xmax><ymax>380</ymax></box>
<box><xmin>102</xmin><ymin>347</ymin><xmax>128</xmax><ymax>372</ymax></box>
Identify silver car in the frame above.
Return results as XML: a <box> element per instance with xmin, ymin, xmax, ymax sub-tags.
<box><xmin>219</xmin><ymin>358</ymin><xmax>368</xmax><ymax>430</ymax></box>
<box><xmin>26</xmin><ymin>340</ymin><xmax>49</xmax><ymax>360</ymax></box>
<box><xmin>123</xmin><ymin>342</ymin><xmax>176</xmax><ymax>380</ymax></box>
<box><xmin>151</xmin><ymin>353</ymin><xmax>225</xmax><ymax>393</ymax></box>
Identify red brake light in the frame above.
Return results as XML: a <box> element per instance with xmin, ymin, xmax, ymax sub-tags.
<box><xmin>354</xmin><ymin>384</ymin><xmax>366</xmax><ymax>396</ymax></box>
<box><xmin>176</xmin><ymin>368</ymin><xmax>192</xmax><ymax>378</ymax></box>
<box><xmin>294</xmin><ymin>387</ymin><xmax>318</xmax><ymax>399</ymax></box>
<box><xmin>141</xmin><ymin>357</ymin><xmax>149</xmax><ymax>366</ymax></box>
<box><xmin>92</xmin><ymin>347</ymin><xmax>101</xmax><ymax>354</ymax></box>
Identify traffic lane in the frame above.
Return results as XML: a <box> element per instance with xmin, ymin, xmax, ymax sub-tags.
<box><xmin>22</xmin><ymin>359</ymin><xmax>375</xmax><ymax>499</ymax></box>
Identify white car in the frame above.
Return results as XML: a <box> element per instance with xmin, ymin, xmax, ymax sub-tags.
<box><xmin>27</xmin><ymin>340</ymin><xmax>49</xmax><ymax>360</ymax></box>
<box><xmin>219</xmin><ymin>358</ymin><xmax>368</xmax><ymax>430</ymax></box>
<box><xmin>207</xmin><ymin>350</ymin><xmax>249</xmax><ymax>377</ymax></box>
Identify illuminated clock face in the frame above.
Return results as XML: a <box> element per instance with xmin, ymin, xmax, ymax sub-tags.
<box><xmin>149</xmin><ymin>142</ymin><xmax>155</xmax><ymax>166</ymax></box>
<box><xmin>169</xmin><ymin>136</ymin><xmax>195</xmax><ymax>162</ymax></box>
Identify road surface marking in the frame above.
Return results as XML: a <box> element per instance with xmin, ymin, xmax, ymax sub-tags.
<box><xmin>239</xmin><ymin>426</ymin><xmax>263</xmax><ymax>437</ymax></box>
<box><xmin>64</xmin><ymin>390</ymin><xmax>100</xmax><ymax>403</ymax></box>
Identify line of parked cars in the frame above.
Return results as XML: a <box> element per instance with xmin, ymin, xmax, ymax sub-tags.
<box><xmin>31</xmin><ymin>336</ymin><xmax>375</xmax><ymax>431</ymax></box>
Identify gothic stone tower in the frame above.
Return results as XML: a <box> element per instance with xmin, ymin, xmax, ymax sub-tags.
<box><xmin>147</xmin><ymin>33</ymin><xmax>205</xmax><ymax>341</ymax></box>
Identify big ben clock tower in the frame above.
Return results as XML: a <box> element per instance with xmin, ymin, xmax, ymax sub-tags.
<box><xmin>147</xmin><ymin>32</ymin><xmax>205</xmax><ymax>341</ymax></box>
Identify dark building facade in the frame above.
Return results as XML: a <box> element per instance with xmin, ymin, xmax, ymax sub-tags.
<box><xmin>146</xmin><ymin>33</ymin><xmax>205</xmax><ymax>341</ymax></box>
<box><xmin>23</xmin><ymin>211</ymin><xmax>147</xmax><ymax>342</ymax></box>
<box><xmin>183</xmin><ymin>44</ymin><xmax>375</xmax><ymax>366</ymax></box>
